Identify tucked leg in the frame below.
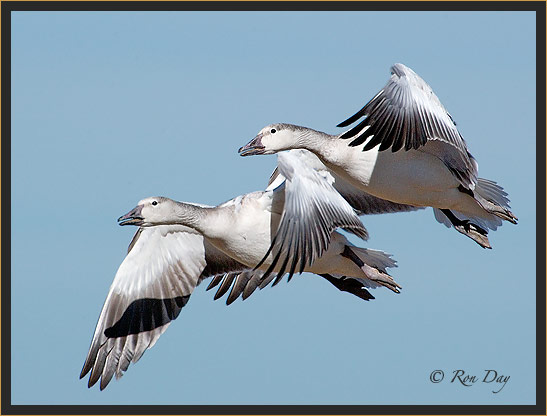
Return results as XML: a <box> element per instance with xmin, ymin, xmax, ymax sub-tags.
<box><xmin>440</xmin><ymin>208</ymin><xmax>491</xmax><ymax>249</ymax></box>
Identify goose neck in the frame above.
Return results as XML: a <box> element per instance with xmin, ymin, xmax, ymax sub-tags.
<box><xmin>172</xmin><ymin>202</ymin><xmax>210</xmax><ymax>232</ymax></box>
<box><xmin>295</xmin><ymin>128</ymin><xmax>335</xmax><ymax>158</ymax></box>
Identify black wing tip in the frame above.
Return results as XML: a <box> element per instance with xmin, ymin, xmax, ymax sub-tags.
<box><xmin>87</xmin><ymin>376</ymin><xmax>98</xmax><ymax>389</ymax></box>
<box><xmin>80</xmin><ymin>358</ymin><xmax>94</xmax><ymax>381</ymax></box>
<box><xmin>337</xmin><ymin>119</ymin><xmax>351</xmax><ymax>128</ymax></box>
<box><xmin>226</xmin><ymin>283</ymin><xmax>244</xmax><ymax>305</ymax></box>
<box><xmin>339</xmin><ymin>130</ymin><xmax>353</xmax><ymax>139</ymax></box>
<box><xmin>337</xmin><ymin>106</ymin><xmax>368</xmax><ymax>129</ymax></box>
<box><xmin>507</xmin><ymin>212</ymin><xmax>518</xmax><ymax>224</ymax></box>
<box><xmin>100</xmin><ymin>376</ymin><xmax>116</xmax><ymax>390</ymax></box>
<box><xmin>206</xmin><ymin>274</ymin><xmax>223</xmax><ymax>292</ymax></box>
<box><xmin>271</xmin><ymin>273</ymin><xmax>286</xmax><ymax>287</ymax></box>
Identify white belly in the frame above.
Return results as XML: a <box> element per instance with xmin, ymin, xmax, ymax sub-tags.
<box><xmin>206</xmin><ymin>197</ymin><xmax>360</xmax><ymax>276</ymax></box>
<box><xmin>323</xmin><ymin>141</ymin><xmax>462</xmax><ymax>208</ymax></box>
<box><xmin>207</xmin><ymin>203</ymin><xmax>279</xmax><ymax>268</ymax></box>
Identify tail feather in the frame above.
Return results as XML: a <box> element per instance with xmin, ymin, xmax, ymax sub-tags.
<box><xmin>476</xmin><ymin>178</ymin><xmax>511</xmax><ymax>209</ymax></box>
<box><xmin>475</xmin><ymin>178</ymin><xmax>518</xmax><ymax>224</ymax></box>
<box><xmin>347</xmin><ymin>246</ymin><xmax>397</xmax><ymax>273</ymax></box>
<box><xmin>433</xmin><ymin>177</ymin><xmax>517</xmax><ymax>242</ymax></box>
<box><xmin>343</xmin><ymin>246</ymin><xmax>401</xmax><ymax>293</ymax></box>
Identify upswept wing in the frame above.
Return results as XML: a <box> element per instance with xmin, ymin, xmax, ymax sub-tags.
<box><xmin>337</xmin><ymin>63</ymin><xmax>478</xmax><ymax>189</ymax></box>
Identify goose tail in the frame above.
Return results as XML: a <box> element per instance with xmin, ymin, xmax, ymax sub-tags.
<box><xmin>474</xmin><ymin>178</ymin><xmax>518</xmax><ymax>224</ymax></box>
<box><xmin>342</xmin><ymin>246</ymin><xmax>401</xmax><ymax>293</ymax></box>
<box><xmin>432</xmin><ymin>178</ymin><xmax>517</xmax><ymax>248</ymax></box>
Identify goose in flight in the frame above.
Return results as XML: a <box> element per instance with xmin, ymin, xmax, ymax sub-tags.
<box><xmin>81</xmin><ymin>151</ymin><xmax>401</xmax><ymax>390</ymax></box>
<box><xmin>239</xmin><ymin>63</ymin><xmax>517</xmax><ymax>248</ymax></box>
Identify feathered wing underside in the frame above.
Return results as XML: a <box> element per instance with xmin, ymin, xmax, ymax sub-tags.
<box><xmin>255</xmin><ymin>151</ymin><xmax>369</xmax><ymax>282</ymax></box>
<box><xmin>80</xmin><ymin>225</ymin><xmax>249</xmax><ymax>390</ymax></box>
<box><xmin>337</xmin><ymin>63</ymin><xmax>478</xmax><ymax>189</ymax></box>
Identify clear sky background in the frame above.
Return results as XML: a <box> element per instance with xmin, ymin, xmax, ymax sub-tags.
<box><xmin>11</xmin><ymin>10</ymin><xmax>536</xmax><ymax>406</ymax></box>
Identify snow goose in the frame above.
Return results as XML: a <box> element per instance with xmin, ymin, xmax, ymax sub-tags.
<box><xmin>81</xmin><ymin>152</ymin><xmax>400</xmax><ymax>390</ymax></box>
<box><xmin>239</xmin><ymin>63</ymin><xmax>517</xmax><ymax>248</ymax></box>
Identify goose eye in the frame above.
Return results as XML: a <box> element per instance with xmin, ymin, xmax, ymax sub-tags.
<box><xmin>152</xmin><ymin>201</ymin><xmax>158</xmax><ymax>206</ymax></box>
<box><xmin>270</xmin><ymin>128</ymin><xmax>276</xmax><ymax>134</ymax></box>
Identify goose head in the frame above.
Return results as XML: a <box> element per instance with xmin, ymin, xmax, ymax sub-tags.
<box><xmin>118</xmin><ymin>197</ymin><xmax>175</xmax><ymax>227</ymax></box>
<box><xmin>239</xmin><ymin>123</ymin><xmax>304</xmax><ymax>156</ymax></box>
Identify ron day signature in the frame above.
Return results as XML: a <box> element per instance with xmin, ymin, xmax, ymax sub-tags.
<box><xmin>429</xmin><ymin>369</ymin><xmax>510</xmax><ymax>393</ymax></box>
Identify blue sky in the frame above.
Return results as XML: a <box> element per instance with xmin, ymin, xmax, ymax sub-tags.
<box><xmin>10</xmin><ymin>10</ymin><xmax>536</xmax><ymax>405</ymax></box>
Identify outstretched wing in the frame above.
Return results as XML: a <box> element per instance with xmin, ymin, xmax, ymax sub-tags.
<box><xmin>337</xmin><ymin>63</ymin><xmax>478</xmax><ymax>189</ymax></box>
<box><xmin>80</xmin><ymin>225</ymin><xmax>247</xmax><ymax>390</ymax></box>
<box><xmin>256</xmin><ymin>150</ymin><xmax>368</xmax><ymax>281</ymax></box>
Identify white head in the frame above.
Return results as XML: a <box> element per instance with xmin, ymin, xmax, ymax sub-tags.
<box><xmin>118</xmin><ymin>197</ymin><xmax>177</xmax><ymax>227</ymax></box>
<box><xmin>238</xmin><ymin>123</ymin><xmax>307</xmax><ymax>156</ymax></box>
